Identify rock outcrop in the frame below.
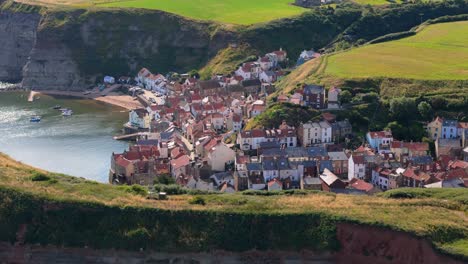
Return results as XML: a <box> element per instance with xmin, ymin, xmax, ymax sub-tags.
<box><xmin>0</xmin><ymin>4</ymin><xmax>235</xmax><ymax>90</ymax></box>
<box><xmin>0</xmin><ymin>10</ymin><xmax>40</xmax><ymax>82</ymax></box>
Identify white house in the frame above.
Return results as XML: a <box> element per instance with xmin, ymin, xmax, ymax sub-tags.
<box><xmin>237</xmin><ymin>130</ymin><xmax>266</xmax><ymax>151</ymax></box>
<box><xmin>348</xmin><ymin>155</ymin><xmax>366</xmax><ymax>180</ymax></box>
<box><xmin>298</xmin><ymin>122</ymin><xmax>321</xmax><ymax>146</ymax></box>
<box><xmin>135</xmin><ymin>68</ymin><xmax>151</xmax><ymax>86</ymax></box>
<box><xmin>235</xmin><ymin>66</ymin><xmax>252</xmax><ymax>80</ymax></box>
<box><xmin>210</xmin><ymin>113</ymin><xmax>225</xmax><ymax>130</ymax></box>
<box><xmin>207</xmin><ymin>142</ymin><xmax>235</xmax><ymax>171</ymax></box>
<box><xmin>258</xmin><ymin>56</ymin><xmax>273</xmax><ymax>71</ymax></box>
<box><xmin>319</xmin><ymin>121</ymin><xmax>332</xmax><ymax>144</ymax></box>
<box><xmin>129</xmin><ymin>109</ymin><xmax>151</xmax><ymax>129</ymax></box>
<box><xmin>259</xmin><ymin>71</ymin><xmax>276</xmax><ymax>83</ymax></box>
<box><xmin>366</xmin><ymin>131</ymin><xmax>393</xmax><ymax>153</ymax></box>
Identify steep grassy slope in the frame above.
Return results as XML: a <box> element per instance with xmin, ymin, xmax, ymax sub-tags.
<box><xmin>0</xmin><ymin>152</ymin><xmax>467</xmax><ymax>258</ymax></box>
<box><xmin>325</xmin><ymin>21</ymin><xmax>468</xmax><ymax>80</ymax></box>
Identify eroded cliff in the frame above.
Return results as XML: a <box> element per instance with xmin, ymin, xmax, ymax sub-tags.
<box><xmin>0</xmin><ymin>10</ymin><xmax>39</xmax><ymax>82</ymax></box>
<box><xmin>0</xmin><ymin>2</ymin><xmax>235</xmax><ymax>90</ymax></box>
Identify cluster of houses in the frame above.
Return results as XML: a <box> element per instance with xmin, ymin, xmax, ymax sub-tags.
<box><xmin>108</xmin><ymin>48</ymin><xmax>467</xmax><ymax>193</ymax></box>
<box><xmin>110</xmin><ymin>113</ymin><xmax>467</xmax><ymax>193</ymax></box>
<box><xmin>426</xmin><ymin>117</ymin><xmax>468</xmax><ymax>160</ymax></box>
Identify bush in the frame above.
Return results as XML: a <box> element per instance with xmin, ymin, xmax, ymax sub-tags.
<box><xmin>188</xmin><ymin>196</ymin><xmax>206</xmax><ymax>205</ymax></box>
<box><xmin>368</xmin><ymin>31</ymin><xmax>416</xmax><ymax>44</ymax></box>
<box><xmin>31</xmin><ymin>172</ymin><xmax>50</xmax><ymax>182</ymax></box>
<box><xmin>153</xmin><ymin>184</ymin><xmax>187</xmax><ymax>195</ymax></box>
<box><xmin>118</xmin><ymin>185</ymin><xmax>147</xmax><ymax>196</ymax></box>
<box><xmin>153</xmin><ymin>174</ymin><xmax>175</xmax><ymax>185</ymax></box>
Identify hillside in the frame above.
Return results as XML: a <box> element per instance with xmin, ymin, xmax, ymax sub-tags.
<box><xmin>0</xmin><ymin>152</ymin><xmax>467</xmax><ymax>261</ymax></box>
<box><xmin>276</xmin><ymin>19</ymin><xmax>468</xmax><ymax>98</ymax></box>
<box><xmin>325</xmin><ymin>21</ymin><xmax>468</xmax><ymax>80</ymax></box>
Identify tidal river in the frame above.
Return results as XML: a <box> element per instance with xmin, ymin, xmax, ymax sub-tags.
<box><xmin>0</xmin><ymin>91</ymin><xmax>129</xmax><ymax>182</ymax></box>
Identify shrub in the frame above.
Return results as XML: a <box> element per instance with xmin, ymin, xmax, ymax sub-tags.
<box><xmin>188</xmin><ymin>196</ymin><xmax>206</xmax><ymax>205</ymax></box>
<box><xmin>153</xmin><ymin>174</ymin><xmax>175</xmax><ymax>185</ymax></box>
<box><xmin>31</xmin><ymin>172</ymin><xmax>50</xmax><ymax>182</ymax></box>
<box><xmin>118</xmin><ymin>185</ymin><xmax>147</xmax><ymax>196</ymax></box>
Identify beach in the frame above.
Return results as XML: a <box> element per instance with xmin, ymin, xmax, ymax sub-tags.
<box><xmin>32</xmin><ymin>88</ymin><xmax>144</xmax><ymax>110</ymax></box>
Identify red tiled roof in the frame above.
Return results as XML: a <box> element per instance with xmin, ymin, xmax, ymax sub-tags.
<box><xmin>204</xmin><ymin>138</ymin><xmax>220</xmax><ymax>152</ymax></box>
<box><xmin>273</xmin><ymin>50</ymin><xmax>286</xmax><ymax>57</ymax></box>
<box><xmin>321</xmin><ymin>112</ymin><xmax>336</xmax><ymax>122</ymax></box>
<box><xmin>402</xmin><ymin>167</ymin><xmax>431</xmax><ymax>181</ymax></box>
<box><xmin>368</xmin><ymin>131</ymin><xmax>393</xmax><ymax>139</ymax></box>
<box><xmin>446</xmin><ymin>168</ymin><xmax>468</xmax><ymax>180</ymax></box>
<box><xmin>232</xmin><ymin>114</ymin><xmax>242</xmax><ymax>123</ymax></box>
<box><xmin>448</xmin><ymin>160</ymin><xmax>468</xmax><ymax>169</ymax></box>
<box><xmin>351</xmin><ymin>155</ymin><xmax>365</xmax><ymax>164</ymax></box>
<box><xmin>241</xmin><ymin>129</ymin><xmax>266</xmax><ymax>138</ymax></box>
<box><xmin>390</xmin><ymin>141</ymin><xmax>429</xmax><ymax>152</ymax></box>
<box><xmin>349</xmin><ymin>178</ymin><xmax>373</xmax><ymax>192</ymax></box>
<box><xmin>171</xmin><ymin>155</ymin><xmax>190</xmax><ymax>169</ymax></box>
<box><xmin>115</xmin><ymin>156</ymin><xmax>132</xmax><ymax>168</ymax></box>
<box><xmin>268</xmin><ymin>178</ymin><xmax>282</xmax><ymax>187</ymax></box>
<box><xmin>457</xmin><ymin>122</ymin><xmax>468</xmax><ymax>129</ymax></box>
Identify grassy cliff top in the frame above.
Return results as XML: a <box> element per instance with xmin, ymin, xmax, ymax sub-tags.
<box><xmin>13</xmin><ymin>0</ymin><xmax>307</xmax><ymax>25</ymax></box>
<box><xmin>0</xmin><ymin>152</ymin><xmax>467</xmax><ymax>257</ymax></box>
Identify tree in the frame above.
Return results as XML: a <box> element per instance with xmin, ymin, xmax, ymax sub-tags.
<box><xmin>417</xmin><ymin>101</ymin><xmax>433</xmax><ymax>120</ymax></box>
<box><xmin>339</xmin><ymin>90</ymin><xmax>352</xmax><ymax>104</ymax></box>
<box><xmin>362</xmin><ymin>92</ymin><xmax>379</xmax><ymax>103</ymax></box>
<box><xmin>188</xmin><ymin>69</ymin><xmax>200</xmax><ymax>79</ymax></box>
<box><xmin>389</xmin><ymin>97</ymin><xmax>417</xmax><ymax>123</ymax></box>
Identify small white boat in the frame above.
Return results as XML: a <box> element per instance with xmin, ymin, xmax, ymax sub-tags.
<box><xmin>30</xmin><ymin>116</ymin><xmax>41</xmax><ymax>122</ymax></box>
<box><xmin>62</xmin><ymin>109</ymin><xmax>73</xmax><ymax>116</ymax></box>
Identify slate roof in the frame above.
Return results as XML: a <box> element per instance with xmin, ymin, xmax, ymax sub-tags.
<box><xmin>246</xmin><ymin>162</ymin><xmax>262</xmax><ymax>171</ymax></box>
<box><xmin>303</xmin><ymin>84</ymin><xmax>324</xmax><ymax>95</ymax></box>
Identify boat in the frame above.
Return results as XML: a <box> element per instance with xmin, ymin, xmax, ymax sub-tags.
<box><xmin>62</xmin><ymin>109</ymin><xmax>73</xmax><ymax>116</ymax></box>
<box><xmin>30</xmin><ymin>116</ymin><xmax>41</xmax><ymax>122</ymax></box>
<box><xmin>52</xmin><ymin>105</ymin><xmax>61</xmax><ymax>110</ymax></box>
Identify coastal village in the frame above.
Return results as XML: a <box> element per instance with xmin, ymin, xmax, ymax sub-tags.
<box><xmin>107</xmin><ymin>48</ymin><xmax>468</xmax><ymax>193</ymax></box>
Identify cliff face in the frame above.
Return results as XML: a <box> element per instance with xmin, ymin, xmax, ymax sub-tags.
<box><xmin>0</xmin><ymin>224</ymin><xmax>462</xmax><ymax>264</ymax></box>
<box><xmin>0</xmin><ymin>5</ymin><xmax>235</xmax><ymax>90</ymax></box>
<box><xmin>335</xmin><ymin>223</ymin><xmax>462</xmax><ymax>264</ymax></box>
<box><xmin>0</xmin><ymin>10</ymin><xmax>40</xmax><ymax>82</ymax></box>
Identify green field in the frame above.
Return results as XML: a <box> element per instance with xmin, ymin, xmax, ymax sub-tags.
<box><xmin>324</xmin><ymin>21</ymin><xmax>468</xmax><ymax>80</ymax></box>
<box><xmin>96</xmin><ymin>0</ymin><xmax>306</xmax><ymax>24</ymax></box>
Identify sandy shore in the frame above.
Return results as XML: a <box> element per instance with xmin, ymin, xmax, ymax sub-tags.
<box><xmin>34</xmin><ymin>90</ymin><xmax>143</xmax><ymax>110</ymax></box>
<box><xmin>94</xmin><ymin>94</ymin><xmax>143</xmax><ymax>110</ymax></box>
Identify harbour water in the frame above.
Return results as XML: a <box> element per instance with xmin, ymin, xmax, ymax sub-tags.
<box><xmin>0</xmin><ymin>91</ymin><xmax>129</xmax><ymax>182</ymax></box>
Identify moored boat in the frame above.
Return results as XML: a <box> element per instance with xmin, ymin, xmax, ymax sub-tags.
<box><xmin>62</xmin><ymin>109</ymin><xmax>73</xmax><ymax>116</ymax></box>
<box><xmin>30</xmin><ymin>116</ymin><xmax>41</xmax><ymax>122</ymax></box>
<box><xmin>52</xmin><ymin>105</ymin><xmax>61</xmax><ymax>110</ymax></box>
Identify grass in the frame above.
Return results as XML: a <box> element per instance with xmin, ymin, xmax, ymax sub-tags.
<box><xmin>44</xmin><ymin>0</ymin><xmax>307</xmax><ymax>25</ymax></box>
<box><xmin>324</xmin><ymin>21</ymin><xmax>468</xmax><ymax>80</ymax></box>
<box><xmin>0</xmin><ymin>152</ymin><xmax>467</xmax><ymax>257</ymax></box>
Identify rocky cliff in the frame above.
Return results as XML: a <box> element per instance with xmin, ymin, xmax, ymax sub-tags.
<box><xmin>0</xmin><ymin>9</ymin><xmax>40</xmax><ymax>82</ymax></box>
<box><xmin>0</xmin><ymin>2</ymin><xmax>235</xmax><ymax>90</ymax></box>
